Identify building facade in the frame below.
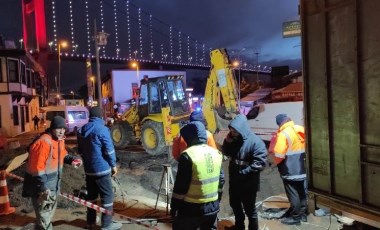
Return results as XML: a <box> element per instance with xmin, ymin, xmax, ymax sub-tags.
<box><xmin>0</xmin><ymin>50</ymin><xmax>46</xmax><ymax>137</ymax></box>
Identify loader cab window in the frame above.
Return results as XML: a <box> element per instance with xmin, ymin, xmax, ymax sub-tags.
<box><xmin>167</xmin><ymin>79</ymin><xmax>190</xmax><ymax>115</ymax></box>
<box><xmin>139</xmin><ymin>84</ymin><xmax>148</xmax><ymax>105</ymax></box>
<box><xmin>159</xmin><ymin>81</ymin><xmax>169</xmax><ymax>107</ymax></box>
<box><xmin>149</xmin><ymin>82</ymin><xmax>161</xmax><ymax>114</ymax></box>
<box><xmin>138</xmin><ymin>83</ymin><xmax>149</xmax><ymax>120</ymax></box>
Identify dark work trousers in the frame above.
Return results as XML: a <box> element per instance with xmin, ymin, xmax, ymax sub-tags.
<box><xmin>283</xmin><ymin>179</ymin><xmax>307</xmax><ymax>219</ymax></box>
<box><xmin>229</xmin><ymin>176</ymin><xmax>259</xmax><ymax>230</ymax></box>
<box><xmin>172</xmin><ymin>214</ymin><xmax>218</xmax><ymax>230</ymax></box>
<box><xmin>86</xmin><ymin>174</ymin><xmax>114</xmax><ymax>227</ymax></box>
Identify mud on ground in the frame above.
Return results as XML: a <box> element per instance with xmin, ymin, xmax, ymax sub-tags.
<box><xmin>1</xmin><ymin>141</ymin><xmax>352</xmax><ymax>230</ymax></box>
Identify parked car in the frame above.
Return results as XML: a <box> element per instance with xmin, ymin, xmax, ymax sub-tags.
<box><xmin>41</xmin><ymin>106</ymin><xmax>89</xmax><ymax>134</ymax></box>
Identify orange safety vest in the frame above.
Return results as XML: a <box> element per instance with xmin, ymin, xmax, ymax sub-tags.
<box><xmin>273</xmin><ymin>121</ymin><xmax>306</xmax><ymax>180</ymax></box>
<box><xmin>26</xmin><ymin>134</ymin><xmax>67</xmax><ymax>186</ymax></box>
<box><xmin>172</xmin><ymin>130</ymin><xmax>217</xmax><ymax>161</ymax></box>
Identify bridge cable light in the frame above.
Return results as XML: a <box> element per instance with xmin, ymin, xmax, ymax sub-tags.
<box><xmin>113</xmin><ymin>0</ymin><xmax>120</xmax><ymax>58</ymax></box>
<box><xmin>126</xmin><ymin>0</ymin><xmax>132</xmax><ymax>60</ymax></box>
<box><xmin>85</xmin><ymin>0</ymin><xmax>91</xmax><ymax>55</ymax></box>
<box><xmin>138</xmin><ymin>8</ymin><xmax>143</xmax><ymax>59</ymax></box>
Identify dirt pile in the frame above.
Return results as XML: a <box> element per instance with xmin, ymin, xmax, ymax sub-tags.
<box><xmin>6</xmin><ymin>146</ymin><xmax>174</xmax><ymax>214</ymax></box>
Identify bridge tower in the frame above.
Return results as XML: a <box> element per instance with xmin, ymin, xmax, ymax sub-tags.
<box><xmin>21</xmin><ymin>0</ymin><xmax>48</xmax><ymax>105</ymax></box>
<box><xmin>21</xmin><ymin>0</ymin><xmax>47</xmax><ymax>52</ymax></box>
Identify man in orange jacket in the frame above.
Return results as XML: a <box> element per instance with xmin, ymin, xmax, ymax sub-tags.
<box><xmin>172</xmin><ymin>110</ymin><xmax>217</xmax><ymax>161</ymax></box>
<box><xmin>22</xmin><ymin>116</ymin><xmax>82</xmax><ymax>230</ymax></box>
<box><xmin>271</xmin><ymin>113</ymin><xmax>307</xmax><ymax>226</ymax></box>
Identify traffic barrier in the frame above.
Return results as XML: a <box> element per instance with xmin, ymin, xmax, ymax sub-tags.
<box><xmin>0</xmin><ymin>171</ymin><xmax>15</xmax><ymax>215</ymax></box>
<box><xmin>5</xmin><ymin>172</ymin><xmax>160</xmax><ymax>229</ymax></box>
<box><xmin>61</xmin><ymin>193</ymin><xmax>159</xmax><ymax>229</ymax></box>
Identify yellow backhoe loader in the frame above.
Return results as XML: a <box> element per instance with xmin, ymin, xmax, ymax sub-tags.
<box><xmin>110</xmin><ymin>75</ymin><xmax>191</xmax><ymax>155</ymax></box>
<box><xmin>110</xmin><ymin>48</ymin><xmax>239</xmax><ymax>154</ymax></box>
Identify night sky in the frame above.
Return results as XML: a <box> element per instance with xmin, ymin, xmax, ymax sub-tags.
<box><xmin>0</xmin><ymin>0</ymin><xmax>301</xmax><ymax>92</ymax></box>
<box><xmin>131</xmin><ymin>0</ymin><xmax>302</xmax><ymax>69</ymax></box>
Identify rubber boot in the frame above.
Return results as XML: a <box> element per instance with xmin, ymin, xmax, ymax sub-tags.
<box><xmin>248</xmin><ymin>217</ymin><xmax>259</xmax><ymax>230</ymax></box>
<box><xmin>234</xmin><ymin>216</ymin><xmax>245</xmax><ymax>230</ymax></box>
<box><xmin>281</xmin><ymin>216</ymin><xmax>301</xmax><ymax>225</ymax></box>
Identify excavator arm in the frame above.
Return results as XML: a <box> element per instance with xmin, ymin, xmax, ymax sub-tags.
<box><xmin>202</xmin><ymin>48</ymin><xmax>239</xmax><ymax>138</ymax></box>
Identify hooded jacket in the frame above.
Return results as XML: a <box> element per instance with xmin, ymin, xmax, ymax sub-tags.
<box><xmin>22</xmin><ymin>131</ymin><xmax>77</xmax><ymax>197</ymax></box>
<box><xmin>172</xmin><ymin>111</ymin><xmax>217</xmax><ymax>161</ymax></box>
<box><xmin>222</xmin><ymin>114</ymin><xmax>267</xmax><ymax>177</ymax></box>
<box><xmin>77</xmin><ymin>117</ymin><xmax>116</xmax><ymax>176</ymax></box>
<box><xmin>171</xmin><ymin>121</ymin><xmax>224</xmax><ymax>217</ymax></box>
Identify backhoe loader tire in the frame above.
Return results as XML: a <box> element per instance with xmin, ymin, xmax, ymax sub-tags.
<box><xmin>141</xmin><ymin>120</ymin><xmax>168</xmax><ymax>155</ymax></box>
<box><xmin>111</xmin><ymin>122</ymin><xmax>132</xmax><ymax>149</ymax></box>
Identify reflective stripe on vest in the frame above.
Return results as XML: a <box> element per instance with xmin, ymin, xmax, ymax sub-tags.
<box><xmin>278</xmin><ymin>128</ymin><xmax>306</xmax><ymax>180</ymax></box>
<box><xmin>27</xmin><ymin>135</ymin><xmax>64</xmax><ymax>176</ymax></box>
<box><xmin>184</xmin><ymin>144</ymin><xmax>222</xmax><ymax>204</ymax></box>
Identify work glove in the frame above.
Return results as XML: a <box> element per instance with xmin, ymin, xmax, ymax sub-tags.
<box><xmin>111</xmin><ymin>167</ymin><xmax>118</xmax><ymax>176</ymax></box>
<box><xmin>37</xmin><ymin>189</ymin><xmax>51</xmax><ymax>204</ymax></box>
<box><xmin>71</xmin><ymin>158</ymin><xmax>83</xmax><ymax>168</ymax></box>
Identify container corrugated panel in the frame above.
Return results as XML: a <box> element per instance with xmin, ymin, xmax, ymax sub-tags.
<box><xmin>302</xmin><ymin>0</ymin><xmax>380</xmax><ymax>219</ymax></box>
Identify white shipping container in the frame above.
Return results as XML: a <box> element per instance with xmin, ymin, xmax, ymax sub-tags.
<box><xmin>111</xmin><ymin>70</ymin><xmax>186</xmax><ymax>104</ymax></box>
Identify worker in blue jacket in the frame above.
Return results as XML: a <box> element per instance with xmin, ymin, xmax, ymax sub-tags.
<box><xmin>222</xmin><ymin>114</ymin><xmax>267</xmax><ymax>230</ymax></box>
<box><xmin>77</xmin><ymin>107</ymin><xmax>122</xmax><ymax>230</ymax></box>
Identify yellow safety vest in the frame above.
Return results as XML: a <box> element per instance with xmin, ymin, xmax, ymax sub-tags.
<box><xmin>184</xmin><ymin>144</ymin><xmax>223</xmax><ymax>204</ymax></box>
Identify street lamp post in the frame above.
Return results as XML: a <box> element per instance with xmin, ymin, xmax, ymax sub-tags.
<box><xmin>48</xmin><ymin>41</ymin><xmax>53</xmax><ymax>52</ymax></box>
<box><xmin>131</xmin><ymin>61</ymin><xmax>139</xmax><ymax>82</ymax></box>
<box><xmin>70</xmin><ymin>91</ymin><xmax>75</xmax><ymax>99</ymax></box>
<box><xmin>233</xmin><ymin>60</ymin><xmax>241</xmax><ymax>109</ymax></box>
<box><xmin>58</xmin><ymin>41</ymin><xmax>68</xmax><ymax>100</ymax></box>
<box><xmin>133</xmin><ymin>50</ymin><xmax>138</xmax><ymax>60</ymax></box>
<box><xmin>94</xmin><ymin>20</ymin><xmax>109</xmax><ymax>111</ymax></box>
<box><xmin>254</xmin><ymin>49</ymin><xmax>261</xmax><ymax>85</ymax></box>
<box><xmin>90</xmin><ymin>76</ymin><xmax>95</xmax><ymax>103</ymax></box>
<box><xmin>19</xmin><ymin>39</ymin><xmax>23</xmax><ymax>49</ymax></box>
<box><xmin>73</xmin><ymin>44</ymin><xmax>78</xmax><ymax>53</ymax></box>
<box><xmin>234</xmin><ymin>47</ymin><xmax>246</xmax><ymax>110</ymax></box>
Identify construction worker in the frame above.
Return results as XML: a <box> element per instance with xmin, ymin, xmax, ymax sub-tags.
<box><xmin>172</xmin><ymin>110</ymin><xmax>217</xmax><ymax>161</ymax></box>
<box><xmin>77</xmin><ymin>107</ymin><xmax>122</xmax><ymax>230</ymax></box>
<box><xmin>222</xmin><ymin>114</ymin><xmax>267</xmax><ymax>230</ymax></box>
<box><xmin>32</xmin><ymin>115</ymin><xmax>40</xmax><ymax>130</ymax></box>
<box><xmin>22</xmin><ymin>116</ymin><xmax>83</xmax><ymax>230</ymax></box>
<box><xmin>172</xmin><ymin>110</ymin><xmax>224</xmax><ymax>204</ymax></box>
<box><xmin>271</xmin><ymin>113</ymin><xmax>307</xmax><ymax>225</ymax></box>
<box><xmin>170</xmin><ymin>121</ymin><xmax>223</xmax><ymax>230</ymax></box>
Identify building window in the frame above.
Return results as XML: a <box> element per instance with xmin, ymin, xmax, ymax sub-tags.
<box><xmin>32</xmin><ymin>72</ymin><xmax>36</xmax><ymax>88</ymax></box>
<box><xmin>26</xmin><ymin>69</ymin><xmax>31</xmax><ymax>87</ymax></box>
<box><xmin>26</xmin><ymin>106</ymin><xmax>30</xmax><ymax>122</ymax></box>
<box><xmin>20</xmin><ymin>62</ymin><xmax>26</xmax><ymax>84</ymax></box>
<box><xmin>13</xmin><ymin>106</ymin><xmax>19</xmax><ymax>125</ymax></box>
<box><xmin>8</xmin><ymin>59</ymin><xmax>19</xmax><ymax>83</ymax></box>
